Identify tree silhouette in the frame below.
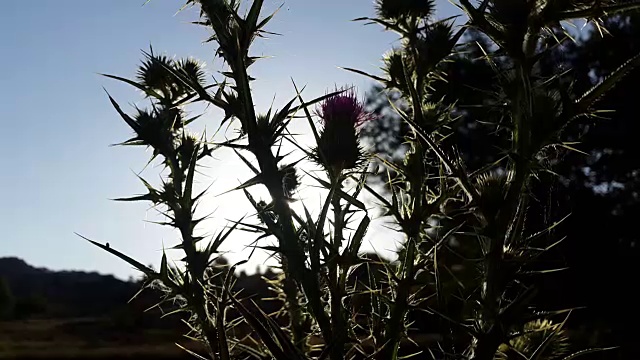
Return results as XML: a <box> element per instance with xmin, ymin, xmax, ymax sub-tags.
<box><xmin>361</xmin><ymin>12</ymin><xmax>640</xmax><ymax>359</ymax></box>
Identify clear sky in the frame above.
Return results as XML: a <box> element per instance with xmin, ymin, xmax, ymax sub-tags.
<box><xmin>0</xmin><ymin>0</ymin><xmax>460</xmax><ymax>279</ymax></box>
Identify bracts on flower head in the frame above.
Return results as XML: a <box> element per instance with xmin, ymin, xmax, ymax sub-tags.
<box><xmin>313</xmin><ymin>87</ymin><xmax>375</xmax><ymax>175</ymax></box>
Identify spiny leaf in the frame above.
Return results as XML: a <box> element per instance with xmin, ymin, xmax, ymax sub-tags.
<box><xmin>291</xmin><ymin>80</ymin><xmax>326</xmax><ymax>169</ymax></box>
<box><xmin>217</xmin><ymin>260</ymin><xmax>248</xmax><ymax>360</ymax></box>
<box><xmin>217</xmin><ymin>173</ymin><xmax>265</xmax><ymax>196</ymax></box>
<box><xmin>576</xmin><ymin>52</ymin><xmax>640</xmax><ymax>111</ymax></box>
<box><xmin>360</xmin><ymin>180</ymin><xmax>397</xmax><ymax>218</ymax></box>
<box><xmin>245</xmin><ymin>0</ymin><xmax>264</xmax><ymax>34</ymax></box>
<box><xmin>183</xmin><ymin>142</ymin><xmax>200</xmax><ymax>203</ymax></box>
<box><xmin>251</xmin><ymin>299</ymin><xmax>305</xmax><ymax>359</ymax></box>
<box><xmin>340</xmin><ymin>67</ymin><xmax>387</xmax><ymax>83</ymax></box>
<box><xmin>398</xmin><ymin>350</ymin><xmax>424</xmax><ymax>359</ymax></box>
<box><xmin>521</xmin><ymin>307</ymin><xmax>585</xmax><ymax>323</ymax></box>
<box><xmin>233</xmin><ymin>148</ymin><xmax>260</xmax><ymax>175</ymax></box>
<box><xmin>352</xmin><ymin>16</ymin><xmax>404</xmax><ymax>34</ymax></box>
<box><xmin>557</xmin><ymin>1</ymin><xmax>640</xmax><ymax>21</ymax></box>
<box><xmin>229</xmin><ymin>296</ymin><xmax>298</xmax><ymax>360</ymax></box>
<box><xmin>343</xmin><ymin>166</ymin><xmax>369</xmax><ymax>215</ymax></box>
<box><xmin>232</xmin><ymin>221</ymin><xmax>270</xmax><ymax>234</ymax></box>
<box><xmin>413</xmin><ymin>306</ymin><xmax>478</xmax><ymax>337</ymax></box>
<box><xmin>105</xmin><ymin>90</ymin><xmax>139</xmax><ymax>132</ymax></box>
<box><xmin>520</xmin><ymin>267</ymin><xmax>569</xmax><ymax>275</ymax></box>
<box><xmin>231</xmin><ymin>342</ymin><xmax>268</xmax><ymax>359</ymax></box>
<box><xmin>160</xmin><ymin>251</ymin><xmax>168</xmax><ymax>280</ymax></box>
<box><xmin>344</xmin><ymin>215</ymin><xmax>371</xmax><ymax>259</ymax></box>
<box><xmin>501</xmin><ymin>346</ymin><xmax>529</xmax><ymax>360</ymax></box>
<box><xmin>372</xmin><ymin>152</ymin><xmax>404</xmax><ymax>175</ymax></box>
<box><xmin>303</xmin><ymin>170</ymin><xmax>366</xmax><ymax>210</ymax></box>
<box><xmin>78</xmin><ymin>233</ymin><xmax>155</xmax><ymax>276</ymax></box>
<box><xmin>401</xmin><ymin>103</ymin><xmax>479</xmax><ymax>201</ymax></box>
<box><xmin>556</xmin><ymin>142</ymin><xmax>588</xmax><ymax>156</ymax></box>
<box><xmin>310</xmin><ymin>177</ymin><xmax>341</xmax><ymax>272</ymax></box>
<box><xmin>525</xmin><ymin>213</ymin><xmax>571</xmax><ymax>242</ymax></box>
<box><xmin>175</xmin><ymin>343</ymin><xmax>209</xmax><ymax>360</ymax></box>
<box><xmin>208</xmin><ymin>216</ymin><xmax>246</xmax><ymax>258</ymax></box>
<box><xmin>112</xmin><ymin>193</ymin><xmax>158</xmax><ymax>203</ymax></box>
<box><xmin>560</xmin><ymin>347</ymin><xmax>618</xmax><ymax>360</ymax></box>
<box><xmin>101</xmin><ymin>73</ymin><xmax>164</xmax><ymax>99</ymax></box>
<box><xmin>270</xmin><ymin>95</ymin><xmax>297</xmax><ymax>133</ymax></box>
<box><xmin>256</xmin><ymin>4</ymin><xmax>282</xmax><ymax>32</ymax></box>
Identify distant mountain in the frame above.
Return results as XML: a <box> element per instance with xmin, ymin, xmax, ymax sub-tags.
<box><xmin>0</xmin><ymin>258</ymin><xmax>200</xmax><ymax>359</ymax></box>
<box><xmin>0</xmin><ymin>257</ymin><xmax>285</xmax><ymax>321</ymax></box>
<box><xmin>0</xmin><ymin>257</ymin><xmax>139</xmax><ymax>318</ymax></box>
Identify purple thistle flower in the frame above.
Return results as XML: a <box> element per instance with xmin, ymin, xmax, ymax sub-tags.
<box><xmin>314</xmin><ymin>88</ymin><xmax>375</xmax><ymax>173</ymax></box>
<box><xmin>316</xmin><ymin>88</ymin><xmax>374</xmax><ymax>127</ymax></box>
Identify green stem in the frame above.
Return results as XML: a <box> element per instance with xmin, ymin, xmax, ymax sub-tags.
<box><xmin>378</xmin><ymin>235</ymin><xmax>417</xmax><ymax>360</ymax></box>
<box><xmin>329</xmin><ymin>188</ymin><xmax>347</xmax><ymax>359</ymax></box>
<box><xmin>472</xmin><ymin>61</ymin><xmax>533</xmax><ymax>360</ymax></box>
<box><xmin>379</xmin><ymin>144</ymin><xmax>425</xmax><ymax>359</ymax></box>
<box><xmin>230</xmin><ymin>54</ymin><xmax>333</xmax><ymax>343</ymax></box>
<box><xmin>281</xmin><ymin>257</ymin><xmax>308</xmax><ymax>352</ymax></box>
<box><xmin>166</xmin><ymin>153</ymin><xmax>221</xmax><ymax>359</ymax></box>
<box><xmin>179</xmin><ymin>201</ymin><xmax>220</xmax><ymax>358</ymax></box>
<box><xmin>377</xmin><ymin>37</ymin><xmax>427</xmax><ymax>355</ymax></box>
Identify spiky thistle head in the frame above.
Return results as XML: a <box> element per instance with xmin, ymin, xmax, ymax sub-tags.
<box><xmin>279</xmin><ymin>163</ymin><xmax>301</xmax><ymax>199</ymax></box>
<box><xmin>375</xmin><ymin>0</ymin><xmax>436</xmax><ymax>21</ymax></box>
<box><xmin>316</xmin><ymin>88</ymin><xmax>373</xmax><ymax>127</ymax></box>
<box><xmin>314</xmin><ymin>88</ymin><xmax>375</xmax><ymax>174</ymax></box>
<box><xmin>497</xmin><ymin>319</ymin><xmax>570</xmax><ymax>360</ymax></box>
<box><xmin>475</xmin><ymin>170</ymin><xmax>509</xmax><ymax>223</ymax></box>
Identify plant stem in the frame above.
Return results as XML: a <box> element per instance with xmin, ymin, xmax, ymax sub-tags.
<box><xmin>472</xmin><ymin>61</ymin><xmax>533</xmax><ymax>360</ymax></box>
<box><xmin>378</xmin><ymin>235</ymin><xmax>418</xmax><ymax>360</ymax></box>
<box><xmin>230</xmin><ymin>54</ymin><xmax>333</xmax><ymax>342</ymax></box>
<box><xmin>378</xmin><ymin>142</ymin><xmax>425</xmax><ymax>359</ymax></box>
<box><xmin>329</xmin><ymin>191</ymin><xmax>347</xmax><ymax>359</ymax></box>
<box><xmin>166</xmin><ymin>154</ymin><xmax>222</xmax><ymax>359</ymax></box>
<box><xmin>281</xmin><ymin>257</ymin><xmax>308</xmax><ymax>352</ymax></box>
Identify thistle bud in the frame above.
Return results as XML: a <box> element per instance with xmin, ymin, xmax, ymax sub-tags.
<box><xmin>475</xmin><ymin>171</ymin><xmax>508</xmax><ymax>223</ymax></box>
<box><xmin>375</xmin><ymin>0</ymin><xmax>436</xmax><ymax>21</ymax></box>
<box><xmin>383</xmin><ymin>50</ymin><xmax>410</xmax><ymax>92</ymax></box>
<box><xmin>279</xmin><ymin>164</ymin><xmax>300</xmax><ymax>199</ymax></box>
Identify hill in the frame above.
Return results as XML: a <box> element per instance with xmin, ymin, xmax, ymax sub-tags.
<box><xmin>0</xmin><ymin>257</ymin><xmax>276</xmax><ymax>359</ymax></box>
<box><xmin>0</xmin><ymin>257</ymin><xmax>139</xmax><ymax>319</ymax></box>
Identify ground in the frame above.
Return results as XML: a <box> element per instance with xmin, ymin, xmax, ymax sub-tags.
<box><xmin>0</xmin><ymin>317</ymin><xmax>202</xmax><ymax>360</ymax></box>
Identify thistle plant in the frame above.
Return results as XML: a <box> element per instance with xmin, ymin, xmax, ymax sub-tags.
<box><xmin>83</xmin><ymin>0</ymin><xmax>640</xmax><ymax>359</ymax></box>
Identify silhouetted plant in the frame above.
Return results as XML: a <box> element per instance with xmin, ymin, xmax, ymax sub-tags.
<box><xmin>82</xmin><ymin>0</ymin><xmax>640</xmax><ymax>359</ymax></box>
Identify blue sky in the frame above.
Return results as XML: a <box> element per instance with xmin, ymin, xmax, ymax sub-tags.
<box><xmin>0</xmin><ymin>0</ymin><xmax>461</xmax><ymax>279</ymax></box>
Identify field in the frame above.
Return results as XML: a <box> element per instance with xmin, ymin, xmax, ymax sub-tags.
<box><xmin>0</xmin><ymin>318</ymin><xmax>201</xmax><ymax>360</ymax></box>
